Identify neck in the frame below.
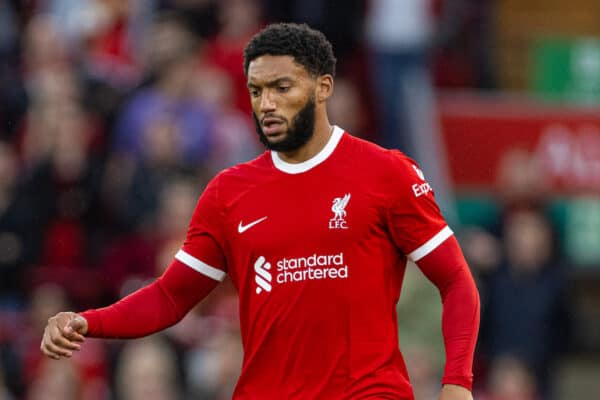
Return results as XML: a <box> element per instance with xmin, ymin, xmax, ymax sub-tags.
<box><xmin>276</xmin><ymin>116</ymin><xmax>333</xmax><ymax>163</ymax></box>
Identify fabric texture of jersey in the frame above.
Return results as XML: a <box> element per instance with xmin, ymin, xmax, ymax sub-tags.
<box><xmin>178</xmin><ymin>126</ymin><xmax>459</xmax><ymax>399</ymax></box>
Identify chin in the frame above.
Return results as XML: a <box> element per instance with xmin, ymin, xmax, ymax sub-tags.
<box><xmin>268</xmin><ymin>133</ymin><xmax>287</xmax><ymax>144</ymax></box>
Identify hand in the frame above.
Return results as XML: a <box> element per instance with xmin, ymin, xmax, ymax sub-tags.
<box><xmin>439</xmin><ymin>384</ymin><xmax>473</xmax><ymax>400</ymax></box>
<box><xmin>40</xmin><ymin>312</ymin><xmax>88</xmax><ymax>360</ymax></box>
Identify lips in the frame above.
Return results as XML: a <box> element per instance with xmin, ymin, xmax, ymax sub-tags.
<box><xmin>261</xmin><ymin>117</ymin><xmax>285</xmax><ymax>136</ymax></box>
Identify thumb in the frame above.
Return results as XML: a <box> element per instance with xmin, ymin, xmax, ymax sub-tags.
<box><xmin>65</xmin><ymin>315</ymin><xmax>88</xmax><ymax>335</ymax></box>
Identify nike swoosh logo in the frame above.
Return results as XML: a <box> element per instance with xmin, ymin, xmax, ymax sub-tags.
<box><xmin>238</xmin><ymin>216</ymin><xmax>268</xmax><ymax>233</ymax></box>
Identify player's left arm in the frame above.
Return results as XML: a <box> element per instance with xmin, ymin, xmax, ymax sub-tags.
<box><xmin>384</xmin><ymin>152</ymin><xmax>479</xmax><ymax>396</ymax></box>
<box><xmin>415</xmin><ymin>234</ymin><xmax>480</xmax><ymax>396</ymax></box>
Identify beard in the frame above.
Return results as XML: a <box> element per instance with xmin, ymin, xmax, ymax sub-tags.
<box><xmin>253</xmin><ymin>96</ymin><xmax>316</xmax><ymax>153</ymax></box>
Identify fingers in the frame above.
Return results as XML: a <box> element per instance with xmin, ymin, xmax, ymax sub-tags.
<box><xmin>41</xmin><ymin>336</ymin><xmax>72</xmax><ymax>359</ymax></box>
<box><xmin>40</xmin><ymin>314</ymin><xmax>85</xmax><ymax>360</ymax></box>
<box><xmin>40</xmin><ymin>328</ymin><xmax>72</xmax><ymax>359</ymax></box>
<box><xmin>65</xmin><ymin>315</ymin><xmax>88</xmax><ymax>337</ymax></box>
<box><xmin>63</xmin><ymin>325</ymin><xmax>85</xmax><ymax>343</ymax></box>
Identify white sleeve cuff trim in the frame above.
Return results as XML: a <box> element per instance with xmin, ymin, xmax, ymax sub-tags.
<box><xmin>408</xmin><ymin>226</ymin><xmax>453</xmax><ymax>262</ymax></box>
<box><xmin>175</xmin><ymin>250</ymin><xmax>226</xmax><ymax>282</ymax></box>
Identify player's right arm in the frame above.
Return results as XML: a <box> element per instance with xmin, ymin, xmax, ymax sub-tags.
<box><xmin>41</xmin><ymin>175</ymin><xmax>229</xmax><ymax>360</ymax></box>
<box><xmin>41</xmin><ymin>257</ymin><xmax>220</xmax><ymax>359</ymax></box>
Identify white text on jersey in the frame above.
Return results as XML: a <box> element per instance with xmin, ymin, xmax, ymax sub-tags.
<box><xmin>254</xmin><ymin>252</ymin><xmax>349</xmax><ymax>294</ymax></box>
<box><xmin>329</xmin><ymin>193</ymin><xmax>351</xmax><ymax>229</ymax></box>
<box><xmin>412</xmin><ymin>182</ymin><xmax>433</xmax><ymax>197</ymax></box>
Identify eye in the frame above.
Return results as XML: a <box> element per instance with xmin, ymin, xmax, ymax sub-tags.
<box><xmin>277</xmin><ymin>85</ymin><xmax>290</xmax><ymax>93</ymax></box>
<box><xmin>250</xmin><ymin>88</ymin><xmax>261</xmax><ymax>98</ymax></box>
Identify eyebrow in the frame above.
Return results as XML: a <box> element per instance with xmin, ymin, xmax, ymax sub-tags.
<box><xmin>247</xmin><ymin>77</ymin><xmax>295</xmax><ymax>89</ymax></box>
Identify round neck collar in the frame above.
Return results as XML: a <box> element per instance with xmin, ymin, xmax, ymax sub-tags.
<box><xmin>271</xmin><ymin>125</ymin><xmax>344</xmax><ymax>174</ymax></box>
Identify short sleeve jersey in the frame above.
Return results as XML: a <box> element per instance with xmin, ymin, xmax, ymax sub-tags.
<box><xmin>176</xmin><ymin>126</ymin><xmax>452</xmax><ymax>399</ymax></box>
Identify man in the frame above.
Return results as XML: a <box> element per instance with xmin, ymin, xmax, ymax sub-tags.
<box><xmin>41</xmin><ymin>23</ymin><xmax>480</xmax><ymax>400</ymax></box>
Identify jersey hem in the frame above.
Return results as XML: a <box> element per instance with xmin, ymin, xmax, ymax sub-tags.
<box><xmin>175</xmin><ymin>250</ymin><xmax>226</xmax><ymax>281</ymax></box>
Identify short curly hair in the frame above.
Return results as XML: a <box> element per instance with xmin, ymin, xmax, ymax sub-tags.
<box><xmin>244</xmin><ymin>23</ymin><xmax>336</xmax><ymax>78</ymax></box>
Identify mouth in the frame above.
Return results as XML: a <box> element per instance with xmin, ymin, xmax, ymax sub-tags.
<box><xmin>261</xmin><ymin>117</ymin><xmax>285</xmax><ymax>137</ymax></box>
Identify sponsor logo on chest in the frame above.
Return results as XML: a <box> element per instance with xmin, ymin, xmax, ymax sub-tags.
<box><xmin>253</xmin><ymin>252</ymin><xmax>349</xmax><ymax>294</ymax></box>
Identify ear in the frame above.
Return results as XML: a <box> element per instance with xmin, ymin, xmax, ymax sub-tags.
<box><xmin>315</xmin><ymin>74</ymin><xmax>334</xmax><ymax>104</ymax></box>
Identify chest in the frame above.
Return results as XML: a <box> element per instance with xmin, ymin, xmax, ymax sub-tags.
<box><xmin>223</xmin><ymin>175</ymin><xmax>385</xmax><ymax>258</ymax></box>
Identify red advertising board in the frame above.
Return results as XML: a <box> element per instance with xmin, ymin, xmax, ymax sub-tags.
<box><xmin>439</xmin><ymin>93</ymin><xmax>600</xmax><ymax>193</ymax></box>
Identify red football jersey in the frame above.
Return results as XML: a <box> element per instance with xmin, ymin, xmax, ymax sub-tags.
<box><xmin>176</xmin><ymin>126</ymin><xmax>453</xmax><ymax>399</ymax></box>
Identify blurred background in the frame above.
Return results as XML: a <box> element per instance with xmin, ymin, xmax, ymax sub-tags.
<box><xmin>0</xmin><ymin>0</ymin><xmax>599</xmax><ymax>399</ymax></box>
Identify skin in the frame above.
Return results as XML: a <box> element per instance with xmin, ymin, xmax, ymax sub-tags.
<box><xmin>41</xmin><ymin>53</ymin><xmax>473</xmax><ymax>400</ymax></box>
<box><xmin>40</xmin><ymin>312</ymin><xmax>86</xmax><ymax>360</ymax></box>
<box><xmin>247</xmin><ymin>55</ymin><xmax>334</xmax><ymax>163</ymax></box>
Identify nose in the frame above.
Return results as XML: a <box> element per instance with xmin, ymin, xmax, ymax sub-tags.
<box><xmin>259</xmin><ymin>90</ymin><xmax>276</xmax><ymax>113</ymax></box>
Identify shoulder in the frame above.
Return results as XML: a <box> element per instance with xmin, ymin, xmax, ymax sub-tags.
<box><xmin>214</xmin><ymin>151</ymin><xmax>271</xmax><ymax>181</ymax></box>
<box><xmin>341</xmin><ymin>133</ymin><xmax>433</xmax><ymax>204</ymax></box>
<box><xmin>206</xmin><ymin>151</ymin><xmax>272</xmax><ymax>200</ymax></box>
<box><xmin>342</xmin><ymin>133</ymin><xmax>418</xmax><ymax>179</ymax></box>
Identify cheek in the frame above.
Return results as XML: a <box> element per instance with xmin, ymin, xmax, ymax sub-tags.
<box><xmin>283</xmin><ymin>94</ymin><xmax>311</xmax><ymax>118</ymax></box>
<box><xmin>250</xmin><ymin>98</ymin><xmax>261</xmax><ymax>113</ymax></box>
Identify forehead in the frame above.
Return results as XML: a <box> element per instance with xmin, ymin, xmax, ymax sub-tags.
<box><xmin>247</xmin><ymin>55</ymin><xmax>310</xmax><ymax>84</ymax></box>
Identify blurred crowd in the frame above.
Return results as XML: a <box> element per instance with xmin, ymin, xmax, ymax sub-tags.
<box><xmin>0</xmin><ymin>1</ymin><xmax>572</xmax><ymax>400</ymax></box>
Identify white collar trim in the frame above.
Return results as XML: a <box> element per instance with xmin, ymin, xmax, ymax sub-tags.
<box><xmin>271</xmin><ymin>126</ymin><xmax>344</xmax><ymax>174</ymax></box>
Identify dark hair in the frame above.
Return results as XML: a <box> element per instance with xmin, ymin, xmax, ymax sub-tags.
<box><xmin>243</xmin><ymin>23</ymin><xmax>336</xmax><ymax>77</ymax></box>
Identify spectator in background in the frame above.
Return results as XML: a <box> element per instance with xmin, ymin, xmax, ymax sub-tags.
<box><xmin>20</xmin><ymin>13</ymin><xmax>73</xmax><ymax>99</ymax></box>
<box><xmin>0</xmin><ymin>140</ymin><xmax>42</xmax><ymax>306</ymax></box>
<box><xmin>14</xmin><ymin>16</ymin><xmax>109</xmax><ymax>307</ymax></box>
<box><xmin>365</xmin><ymin>0</ymin><xmax>457</xmax><ymax>222</ymax></box>
<box><xmin>195</xmin><ymin>66</ymin><xmax>261</xmax><ymax>172</ymax></box>
<box><xmin>0</xmin><ymin>335</ymin><xmax>23</xmax><ymax>398</ymax></box>
<box><xmin>26</xmin><ymin>358</ymin><xmax>82</xmax><ymax>400</ymax></box>
<box><xmin>20</xmin><ymin>98</ymin><xmax>106</xmax><ymax>305</ymax></box>
<box><xmin>42</xmin><ymin>0</ymin><xmax>150</xmax><ymax>88</ymax></box>
<box><xmin>327</xmin><ymin>77</ymin><xmax>367</xmax><ymax>138</ymax></box>
<box><xmin>164</xmin><ymin>0</ymin><xmax>220</xmax><ymax>39</ymax></box>
<box><xmin>478</xmin><ymin>208</ymin><xmax>570</xmax><ymax>399</ymax></box>
<box><xmin>112</xmin><ymin>11</ymin><xmax>215</xmax><ymax>169</ymax></box>
<box><xmin>0</xmin><ymin>1</ymin><xmax>27</xmax><ymax>141</ymax></box>
<box><xmin>260</xmin><ymin>0</ymin><xmax>365</xmax><ymax>70</ymax></box>
<box><xmin>100</xmin><ymin>176</ymin><xmax>201</xmax><ymax>300</ymax></box>
<box><xmin>495</xmin><ymin>149</ymin><xmax>547</xmax><ymax>211</ymax></box>
<box><xmin>109</xmin><ymin>117</ymin><xmax>198</xmax><ymax>231</ymax></box>
<box><xmin>41</xmin><ymin>0</ymin><xmax>157</xmax><ymax>130</ymax></box>
<box><xmin>431</xmin><ymin>0</ymin><xmax>497</xmax><ymax>89</ymax></box>
<box><xmin>478</xmin><ymin>355</ymin><xmax>539</xmax><ymax>400</ymax></box>
<box><xmin>403</xmin><ymin>346</ymin><xmax>442</xmax><ymax>400</ymax></box>
<box><xmin>0</xmin><ymin>362</ymin><xmax>15</xmax><ymax>400</ymax></box>
<box><xmin>184</xmin><ymin>316</ymin><xmax>243</xmax><ymax>400</ymax></box>
<box><xmin>365</xmin><ymin>0</ymin><xmax>434</xmax><ymax>154</ymax></box>
<box><xmin>203</xmin><ymin>0</ymin><xmax>263</xmax><ymax>114</ymax></box>
<box><xmin>114</xmin><ymin>335</ymin><xmax>183</xmax><ymax>400</ymax></box>
<box><xmin>19</xmin><ymin>12</ymin><xmax>106</xmax><ymax>160</ymax></box>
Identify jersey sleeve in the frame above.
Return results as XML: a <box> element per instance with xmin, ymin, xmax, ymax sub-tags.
<box><xmin>176</xmin><ymin>175</ymin><xmax>228</xmax><ymax>281</ymax></box>
<box><xmin>385</xmin><ymin>151</ymin><xmax>452</xmax><ymax>261</ymax></box>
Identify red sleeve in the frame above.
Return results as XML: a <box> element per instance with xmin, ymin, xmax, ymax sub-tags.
<box><xmin>383</xmin><ymin>152</ymin><xmax>479</xmax><ymax>389</ymax></box>
<box><xmin>81</xmin><ymin>259</ymin><xmax>219</xmax><ymax>338</ymax></box>
<box><xmin>180</xmin><ymin>174</ymin><xmax>228</xmax><ymax>274</ymax></box>
<box><xmin>415</xmin><ymin>235</ymin><xmax>480</xmax><ymax>391</ymax></box>
<box><xmin>81</xmin><ymin>176</ymin><xmax>231</xmax><ymax>338</ymax></box>
<box><xmin>385</xmin><ymin>152</ymin><xmax>449</xmax><ymax>259</ymax></box>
